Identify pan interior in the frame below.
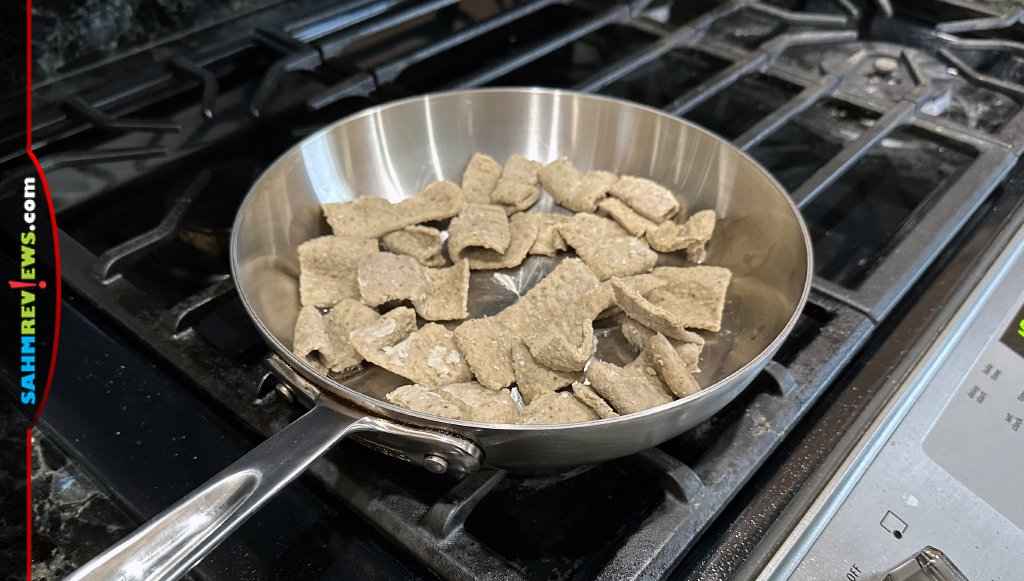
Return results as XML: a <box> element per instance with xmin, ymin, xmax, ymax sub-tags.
<box><xmin>231</xmin><ymin>89</ymin><xmax>810</xmax><ymax>406</ymax></box>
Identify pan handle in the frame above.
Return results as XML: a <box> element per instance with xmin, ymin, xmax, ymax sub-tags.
<box><xmin>65</xmin><ymin>400</ymin><xmax>483</xmax><ymax>581</ymax></box>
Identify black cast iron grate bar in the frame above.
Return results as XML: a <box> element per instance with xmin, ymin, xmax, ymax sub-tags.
<box><xmin>255</xmin><ymin>26</ymin><xmax>313</xmax><ymax>54</ymax></box>
<box><xmin>733</xmin><ymin>49</ymin><xmax>868</xmax><ymax>151</ymax></box>
<box><xmin>874</xmin><ymin>0</ymin><xmax>894</xmax><ymax>18</ymax></box>
<box><xmin>935</xmin><ymin>8</ymin><xmax>1023</xmax><ymax>33</ymax></box>
<box><xmin>833</xmin><ymin>0</ymin><xmax>859</xmax><ymax>20</ymax></box>
<box><xmin>667</xmin><ymin>14</ymin><xmax>1023</xmax><ymax>153</ymax></box>
<box><xmin>38</xmin><ymin>147</ymin><xmax>169</xmax><ymax>171</ymax></box>
<box><xmin>937</xmin><ymin>36</ymin><xmax>1024</xmax><ymax>54</ymax></box>
<box><xmin>314</xmin><ymin>0</ymin><xmax>464</xmax><ymax>61</ymax></box>
<box><xmin>165</xmin><ymin>277</ymin><xmax>238</xmax><ymax>336</ymax></box>
<box><xmin>169</xmin><ymin>57</ymin><xmax>220</xmax><ymax>119</ymax></box>
<box><xmin>635</xmin><ymin>447</ymin><xmax>706</xmax><ymax>502</ymax></box>
<box><xmin>249</xmin><ymin>49</ymin><xmax>324</xmax><ymax>117</ymax></box>
<box><xmin>938</xmin><ymin>47</ymin><xmax>1024</xmax><ymax>101</ymax></box>
<box><xmin>95</xmin><ymin>170</ymin><xmax>211</xmax><ymax>282</ymax></box>
<box><xmin>746</xmin><ymin>2</ymin><xmax>849</xmax><ymax>26</ymax></box>
<box><xmin>571</xmin><ymin>25</ymin><xmax>700</xmax><ymax>94</ymax></box>
<box><xmin>761</xmin><ymin>61</ymin><xmax>1015</xmax><ymax>152</ymax></box>
<box><xmin>735</xmin><ymin>79</ymin><xmax>842</xmax><ymax>151</ymax></box>
<box><xmin>663</xmin><ymin>55</ymin><xmax>767</xmax><ymax>118</ymax></box>
<box><xmin>305</xmin><ymin>73</ymin><xmax>378</xmax><ymax>112</ymax></box>
<box><xmin>931</xmin><ymin>0</ymin><xmax>1005</xmax><ymax>16</ymax></box>
<box><xmin>419</xmin><ymin>469</ymin><xmax>508</xmax><ymax>539</ymax></box>
<box><xmin>29</xmin><ymin>35</ymin><xmax>261</xmax><ymax>143</ymax></box>
<box><xmin>371</xmin><ymin>0</ymin><xmax>563</xmax><ymax>85</ymax></box>
<box><xmin>664</xmin><ymin>30</ymin><xmax>857</xmax><ymax>117</ymax></box>
<box><xmin>286</xmin><ymin>0</ymin><xmax>410</xmax><ymax>42</ymax></box>
<box><xmin>752</xmin><ymin>39</ymin><xmax>1024</xmax><ymax>152</ymax></box>
<box><xmin>790</xmin><ymin>100</ymin><xmax>917</xmax><ymax>208</ymax></box>
<box><xmin>824</xmin><ymin>142</ymin><xmax>1018</xmax><ymax>322</ymax></box>
<box><xmin>449</xmin><ymin>2</ymin><xmax>636</xmax><ymax>90</ymax></box>
<box><xmin>62</xmin><ymin>96</ymin><xmax>182</xmax><ymax>134</ymax></box>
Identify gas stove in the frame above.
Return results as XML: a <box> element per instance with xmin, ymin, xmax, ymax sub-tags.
<box><xmin>7</xmin><ymin>0</ymin><xmax>1024</xmax><ymax>579</ymax></box>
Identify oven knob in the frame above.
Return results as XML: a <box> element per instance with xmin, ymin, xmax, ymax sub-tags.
<box><xmin>883</xmin><ymin>546</ymin><xmax>969</xmax><ymax>581</ymax></box>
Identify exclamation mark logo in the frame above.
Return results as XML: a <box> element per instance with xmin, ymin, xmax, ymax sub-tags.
<box><xmin>8</xmin><ymin>280</ymin><xmax>46</xmax><ymax>289</ymax></box>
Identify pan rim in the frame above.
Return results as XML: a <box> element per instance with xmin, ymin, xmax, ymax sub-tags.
<box><xmin>230</xmin><ymin>87</ymin><xmax>814</xmax><ymax>432</ymax></box>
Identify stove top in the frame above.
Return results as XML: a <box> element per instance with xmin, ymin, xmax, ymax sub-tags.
<box><xmin>7</xmin><ymin>0</ymin><xmax>1024</xmax><ymax>579</ymax></box>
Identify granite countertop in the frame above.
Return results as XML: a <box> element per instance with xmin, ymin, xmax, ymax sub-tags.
<box><xmin>32</xmin><ymin>0</ymin><xmax>286</xmax><ymax>83</ymax></box>
<box><xmin>29</xmin><ymin>428</ymin><xmax>136</xmax><ymax>579</ymax></box>
<box><xmin>1</xmin><ymin>392</ymin><xmax>137</xmax><ymax>580</ymax></box>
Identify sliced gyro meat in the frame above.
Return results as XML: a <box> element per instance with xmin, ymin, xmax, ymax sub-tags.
<box><xmin>348</xmin><ymin>306</ymin><xmax>418</xmax><ymax>352</ymax></box>
<box><xmin>620</xmin><ymin>316</ymin><xmax>703</xmax><ymax>373</ymax></box>
<box><xmin>537</xmin><ymin>157</ymin><xmax>582</xmax><ymax>209</ymax></box>
<box><xmin>571</xmin><ymin>170</ymin><xmax>617</xmax><ymax>213</ymax></box>
<box><xmin>293</xmin><ymin>306</ymin><xmax>333</xmax><ymax>372</ymax></box>
<box><xmin>537</xmin><ymin>157</ymin><xmax>614</xmax><ymax>212</ymax></box>
<box><xmin>520</xmin><ymin>390</ymin><xmax>599</xmax><ymax>425</ymax></box>
<box><xmin>527</xmin><ymin>213</ymin><xmax>571</xmax><ymax>256</ymax></box>
<box><xmin>386</xmin><ymin>384</ymin><xmax>467</xmax><ymax>420</ymax></box>
<box><xmin>645</xmin><ymin>332</ymin><xmax>702</xmax><ymax>398</ymax></box>
<box><xmin>355</xmin><ymin>321</ymin><xmax>472</xmax><ymax>387</ymax></box>
<box><xmin>611</xmin><ymin>278</ymin><xmax>692</xmax><ymax>340</ymax></box>
<box><xmin>441</xmin><ymin>382</ymin><xmax>521</xmax><ymax>423</ymax></box>
<box><xmin>558</xmin><ymin>213</ymin><xmax>657</xmax><ymax>280</ymax></box>
<box><xmin>456</xmin><ymin>259</ymin><xmax>603</xmax><ymax>390</ymax></box>
<box><xmin>589</xmin><ymin>280</ymin><xmax>618</xmax><ymax>322</ymax></box>
<box><xmin>650</xmin><ymin>266</ymin><xmax>732</xmax><ymax>332</ymax></box>
<box><xmin>454</xmin><ymin>318</ymin><xmax>517</xmax><ymax>389</ymax></box>
<box><xmin>461</xmin><ymin>153</ymin><xmax>502</xmax><ymax>204</ymax></box>
<box><xmin>414</xmin><ymin>260</ymin><xmax>470</xmax><ymax>321</ymax></box>
<box><xmin>646</xmin><ymin>209</ymin><xmax>716</xmax><ymax>260</ymax></box>
<box><xmin>571</xmin><ymin>382</ymin><xmax>618</xmax><ymax>419</ymax></box>
<box><xmin>298</xmin><ymin>235</ymin><xmax>380</xmax><ymax>308</ymax></box>
<box><xmin>511</xmin><ymin>340</ymin><xmax>579</xmax><ymax>405</ymax></box>
<box><xmin>322</xmin><ymin>196</ymin><xmax>403</xmax><ymax>239</ymax></box>
<box><xmin>598</xmin><ymin>197</ymin><xmax>656</xmax><ymax>237</ymax></box>
<box><xmin>382</xmin><ymin>225</ymin><xmax>445</xmax><ymax>267</ymax></box>
<box><xmin>614</xmin><ymin>273</ymin><xmax>668</xmax><ymax>295</ymax></box>
<box><xmin>586</xmin><ymin>360</ymin><xmax>674</xmax><ymax>415</ymax></box>
<box><xmin>462</xmin><ymin>212</ymin><xmax>539</xmax><ymax>270</ymax></box>
<box><xmin>323</xmin><ymin>180</ymin><xmax>464</xmax><ymax>239</ymax></box>
<box><xmin>501</xmin><ymin>258</ymin><xmax>605</xmax><ymax>325</ymax></box>
<box><xmin>524</xmin><ymin>318</ymin><xmax>594</xmax><ymax>372</ymax></box>
<box><xmin>619</xmin><ymin>315</ymin><xmax>656</xmax><ymax>350</ymax></box>
<box><xmin>492</xmin><ymin>155</ymin><xmax>542</xmax><ymax>214</ymax></box>
<box><xmin>320</xmin><ymin>299</ymin><xmax>382</xmax><ymax>372</ymax></box>
<box><xmin>448</xmin><ymin>204</ymin><xmax>511</xmax><ymax>260</ymax></box>
<box><xmin>608</xmin><ymin>176</ymin><xmax>680</xmax><ymax>222</ymax></box>
<box><xmin>357</xmin><ymin>252</ymin><xmax>426</xmax><ymax>308</ymax></box>
<box><xmin>401</xmin><ymin>179</ymin><xmax>466</xmax><ymax>224</ymax></box>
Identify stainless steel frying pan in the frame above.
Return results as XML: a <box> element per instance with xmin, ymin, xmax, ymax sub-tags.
<box><xmin>68</xmin><ymin>88</ymin><xmax>812</xmax><ymax>581</ymax></box>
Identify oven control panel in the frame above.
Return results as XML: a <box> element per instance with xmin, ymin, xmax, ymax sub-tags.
<box><xmin>922</xmin><ymin>299</ymin><xmax>1024</xmax><ymax>532</ymax></box>
<box><xmin>764</xmin><ymin>228</ymin><xmax>1024</xmax><ymax>581</ymax></box>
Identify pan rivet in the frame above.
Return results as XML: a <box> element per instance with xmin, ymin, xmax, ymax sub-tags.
<box><xmin>275</xmin><ymin>384</ymin><xmax>295</xmax><ymax>403</ymax></box>
<box><xmin>423</xmin><ymin>455</ymin><xmax>448</xmax><ymax>474</ymax></box>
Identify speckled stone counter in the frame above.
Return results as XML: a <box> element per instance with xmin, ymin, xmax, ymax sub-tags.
<box><xmin>32</xmin><ymin>0</ymin><xmax>285</xmax><ymax>81</ymax></box>
<box><xmin>29</xmin><ymin>428</ymin><xmax>136</xmax><ymax>579</ymax></box>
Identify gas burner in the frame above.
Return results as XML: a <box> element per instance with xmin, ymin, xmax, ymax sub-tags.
<box><xmin>149</xmin><ymin>159</ymin><xmax>262</xmax><ymax>284</ymax></box>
